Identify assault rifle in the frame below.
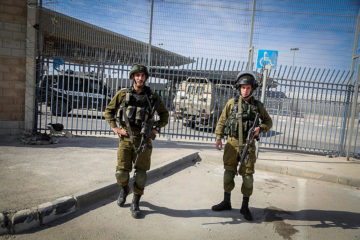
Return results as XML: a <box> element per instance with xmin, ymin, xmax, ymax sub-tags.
<box><xmin>238</xmin><ymin>113</ymin><xmax>260</xmax><ymax>174</ymax></box>
<box><xmin>133</xmin><ymin>99</ymin><xmax>160</xmax><ymax>169</ymax></box>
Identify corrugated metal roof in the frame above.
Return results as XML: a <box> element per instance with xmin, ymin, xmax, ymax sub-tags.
<box><xmin>39</xmin><ymin>8</ymin><xmax>192</xmax><ymax>66</ymax></box>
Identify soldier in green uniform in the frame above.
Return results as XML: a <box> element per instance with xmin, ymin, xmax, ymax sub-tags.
<box><xmin>105</xmin><ymin>64</ymin><xmax>169</xmax><ymax>219</ymax></box>
<box><xmin>211</xmin><ymin>70</ymin><xmax>272</xmax><ymax>221</ymax></box>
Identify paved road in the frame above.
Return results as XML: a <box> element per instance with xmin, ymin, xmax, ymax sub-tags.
<box><xmin>4</xmin><ymin>161</ymin><xmax>360</xmax><ymax>240</ymax></box>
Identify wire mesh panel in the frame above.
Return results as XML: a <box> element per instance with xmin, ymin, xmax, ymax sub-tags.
<box><xmin>40</xmin><ymin>0</ymin><xmax>359</xmax><ymax>70</ymax></box>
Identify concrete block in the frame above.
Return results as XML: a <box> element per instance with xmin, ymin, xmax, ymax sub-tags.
<box><xmin>9</xmin><ymin>127</ymin><xmax>23</xmax><ymax>136</ymax></box>
<box><xmin>0</xmin><ymin>62</ymin><xmax>11</xmax><ymax>73</ymax></box>
<box><xmin>0</xmin><ymin>47</ymin><xmax>11</xmax><ymax>56</ymax></box>
<box><xmin>0</xmin><ymin>30</ymin><xmax>13</xmax><ymax>39</ymax></box>
<box><xmin>12</xmin><ymin>31</ymin><xmax>26</xmax><ymax>41</ymax></box>
<box><xmin>3</xmin><ymin>70</ymin><xmax>23</xmax><ymax>81</ymax></box>
<box><xmin>3</xmin><ymin>39</ymin><xmax>21</xmax><ymax>48</ymax></box>
<box><xmin>20</xmin><ymin>40</ymin><xmax>26</xmax><ymax>49</ymax></box>
<box><xmin>39</xmin><ymin>196</ymin><xmax>77</xmax><ymax>225</ymax></box>
<box><xmin>1</xmin><ymin>6</ymin><xmax>24</xmax><ymax>16</ymax></box>
<box><xmin>11</xmin><ymin>48</ymin><xmax>25</xmax><ymax>57</ymax></box>
<box><xmin>37</xmin><ymin>202</ymin><xmax>56</xmax><ymax>225</ymax></box>
<box><xmin>1</xmin><ymin>0</ymin><xmax>25</xmax><ymax>6</ymax></box>
<box><xmin>0</xmin><ymin>213</ymin><xmax>9</xmax><ymax>235</ymax></box>
<box><xmin>0</xmin><ymin>80</ymin><xmax>14</xmax><ymax>89</ymax></box>
<box><xmin>12</xmin><ymin>0</ymin><xmax>27</xmax><ymax>7</ymax></box>
<box><xmin>0</xmin><ymin>120</ymin><xmax>22</xmax><ymax>128</ymax></box>
<box><xmin>338</xmin><ymin>177</ymin><xmax>360</xmax><ymax>187</ymax></box>
<box><xmin>0</xmin><ymin>56</ymin><xmax>24</xmax><ymax>66</ymax></box>
<box><xmin>4</xmin><ymin>22</ymin><xmax>21</xmax><ymax>32</ymax></box>
<box><xmin>21</xmin><ymin>24</ymin><xmax>26</xmax><ymax>33</ymax></box>
<box><xmin>10</xmin><ymin>208</ymin><xmax>39</xmax><ymax>233</ymax></box>
<box><xmin>14</xmin><ymin>80</ymin><xmax>25</xmax><ymax>89</ymax></box>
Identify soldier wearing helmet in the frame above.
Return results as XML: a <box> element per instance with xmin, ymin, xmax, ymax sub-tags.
<box><xmin>211</xmin><ymin>70</ymin><xmax>272</xmax><ymax>221</ymax></box>
<box><xmin>105</xmin><ymin>63</ymin><xmax>169</xmax><ymax>219</ymax></box>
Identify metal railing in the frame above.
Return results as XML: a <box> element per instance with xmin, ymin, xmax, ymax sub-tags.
<box><xmin>36</xmin><ymin>53</ymin><xmax>359</xmax><ymax>157</ymax></box>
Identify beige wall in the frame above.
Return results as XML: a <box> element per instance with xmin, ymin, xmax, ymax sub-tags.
<box><xmin>0</xmin><ymin>0</ymin><xmax>30</xmax><ymax>135</ymax></box>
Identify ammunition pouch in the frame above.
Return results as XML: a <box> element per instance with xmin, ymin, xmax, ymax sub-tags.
<box><xmin>224</xmin><ymin>117</ymin><xmax>239</xmax><ymax>138</ymax></box>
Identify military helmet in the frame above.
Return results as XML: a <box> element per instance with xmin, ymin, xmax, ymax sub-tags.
<box><xmin>235</xmin><ymin>70</ymin><xmax>258</xmax><ymax>90</ymax></box>
<box><xmin>129</xmin><ymin>64</ymin><xmax>149</xmax><ymax>80</ymax></box>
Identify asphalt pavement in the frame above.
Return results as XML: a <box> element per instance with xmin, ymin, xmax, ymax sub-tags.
<box><xmin>0</xmin><ymin>133</ymin><xmax>359</xmax><ymax>234</ymax></box>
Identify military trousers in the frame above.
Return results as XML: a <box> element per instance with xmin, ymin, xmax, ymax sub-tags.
<box><xmin>115</xmin><ymin>135</ymin><xmax>152</xmax><ymax>195</ymax></box>
<box><xmin>222</xmin><ymin>136</ymin><xmax>256</xmax><ymax>196</ymax></box>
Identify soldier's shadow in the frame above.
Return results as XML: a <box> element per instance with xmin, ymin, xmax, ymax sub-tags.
<box><xmin>141</xmin><ymin>201</ymin><xmax>243</xmax><ymax>224</ymax></box>
<box><xmin>141</xmin><ymin>202</ymin><xmax>360</xmax><ymax>229</ymax></box>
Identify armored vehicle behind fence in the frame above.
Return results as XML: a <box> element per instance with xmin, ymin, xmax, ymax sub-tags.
<box><xmin>173</xmin><ymin>77</ymin><xmax>237</xmax><ymax>130</ymax></box>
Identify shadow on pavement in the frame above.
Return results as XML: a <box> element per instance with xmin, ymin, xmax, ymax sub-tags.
<box><xmin>261</xmin><ymin>206</ymin><xmax>360</xmax><ymax>229</ymax></box>
<box><xmin>141</xmin><ymin>201</ymin><xmax>242</xmax><ymax>221</ymax></box>
<box><xmin>259</xmin><ymin>158</ymin><xmax>360</xmax><ymax>164</ymax></box>
<box><xmin>140</xmin><ymin>202</ymin><xmax>360</xmax><ymax>231</ymax></box>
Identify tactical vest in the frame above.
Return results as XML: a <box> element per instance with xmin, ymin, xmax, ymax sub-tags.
<box><xmin>119</xmin><ymin>86</ymin><xmax>156</xmax><ymax>127</ymax></box>
<box><xmin>224</xmin><ymin>96</ymin><xmax>258</xmax><ymax>140</ymax></box>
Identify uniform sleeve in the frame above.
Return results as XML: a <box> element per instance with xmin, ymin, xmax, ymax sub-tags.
<box><xmin>257</xmin><ymin>101</ymin><xmax>272</xmax><ymax>133</ymax></box>
<box><xmin>154</xmin><ymin>93</ymin><xmax>169</xmax><ymax>128</ymax></box>
<box><xmin>214</xmin><ymin>99</ymin><xmax>233</xmax><ymax>140</ymax></box>
<box><xmin>104</xmin><ymin>90</ymin><xmax>125</xmax><ymax>128</ymax></box>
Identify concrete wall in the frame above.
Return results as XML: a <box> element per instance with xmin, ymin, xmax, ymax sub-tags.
<box><xmin>0</xmin><ymin>0</ymin><xmax>36</xmax><ymax>135</ymax></box>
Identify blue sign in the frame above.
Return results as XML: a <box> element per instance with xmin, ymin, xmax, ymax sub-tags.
<box><xmin>257</xmin><ymin>50</ymin><xmax>278</xmax><ymax>69</ymax></box>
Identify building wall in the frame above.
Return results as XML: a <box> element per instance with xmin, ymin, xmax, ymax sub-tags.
<box><xmin>0</xmin><ymin>0</ymin><xmax>27</xmax><ymax>135</ymax></box>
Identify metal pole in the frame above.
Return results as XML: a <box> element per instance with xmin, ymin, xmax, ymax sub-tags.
<box><xmin>147</xmin><ymin>0</ymin><xmax>154</xmax><ymax>67</ymax></box>
<box><xmin>346</xmin><ymin>57</ymin><xmax>360</xmax><ymax>160</ymax></box>
<box><xmin>260</xmin><ymin>67</ymin><xmax>268</xmax><ymax>103</ymax></box>
<box><xmin>290</xmin><ymin>48</ymin><xmax>299</xmax><ymax>79</ymax></box>
<box><xmin>247</xmin><ymin>0</ymin><xmax>256</xmax><ymax>71</ymax></box>
<box><xmin>348</xmin><ymin>9</ymin><xmax>360</xmax><ymax>85</ymax></box>
<box><xmin>343</xmin><ymin>9</ymin><xmax>360</xmax><ymax>155</ymax></box>
<box><xmin>256</xmin><ymin>66</ymin><xmax>268</xmax><ymax>158</ymax></box>
<box><xmin>34</xmin><ymin>0</ymin><xmax>43</xmax><ymax>133</ymax></box>
<box><xmin>292</xmin><ymin>52</ymin><xmax>295</xmax><ymax>76</ymax></box>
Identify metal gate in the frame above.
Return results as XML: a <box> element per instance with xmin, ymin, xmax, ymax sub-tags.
<box><xmin>35</xmin><ymin>53</ymin><xmax>360</xmax><ymax>157</ymax></box>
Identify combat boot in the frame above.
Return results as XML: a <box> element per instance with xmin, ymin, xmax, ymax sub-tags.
<box><xmin>211</xmin><ymin>192</ymin><xmax>232</xmax><ymax>211</ymax></box>
<box><xmin>240</xmin><ymin>196</ymin><xmax>253</xmax><ymax>221</ymax></box>
<box><xmin>130</xmin><ymin>194</ymin><xmax>141</xmax><ymax>219</ymax></box>
<box><xmin>117</xmin><ymin>185</ymin><xmax>129</xmax><ymax>207</ymax></box>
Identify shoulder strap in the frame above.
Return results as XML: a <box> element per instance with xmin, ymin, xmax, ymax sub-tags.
<box><xmin>237</xmin><ymin>96</ymin><xmax>244</xmax><ymax>145</ymax></box>
<box><xmin>231</xmin><ymin>96</ymin><xmax>239</xmax><ymax>117</ymax></box>
<box><xmin>124</xmin><ymin>87</ymin><xmax>132</xmax><ymax>104</ymax></box>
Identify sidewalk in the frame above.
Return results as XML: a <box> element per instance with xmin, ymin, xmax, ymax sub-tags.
<box><xmin>0</xmin><ymin>134</ymin><xmax>359</xmax><ymax>234</ymax></box>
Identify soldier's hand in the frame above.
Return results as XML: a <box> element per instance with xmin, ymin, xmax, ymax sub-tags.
<box><xmin>216</xmin><ymin>139</ymin><xmax>222</xmax><ymax>151</ymax></box>
<box><xmin>112</xmin><ymin>127</ymin><xmax>128</xmax><ymax>137</ymax></box>
<box><xmin>152</xmin><ymin>128</ymin><xmax>158</xmax><ymax>135</ymax></box>
<box><xmin>253</xmin><ymin>127</ymin><xmax>260</xmax><ymax>139</ymax></box>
